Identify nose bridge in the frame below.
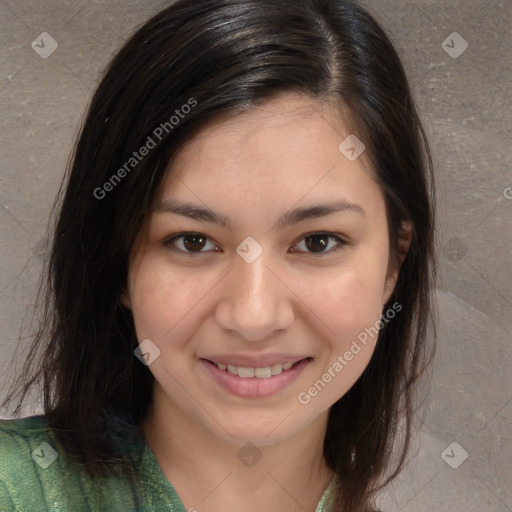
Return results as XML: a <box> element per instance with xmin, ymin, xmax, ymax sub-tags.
<box><xmin>215</xmin><ymin>249</ymin><xmax>294</xmax><ymax>341</ymax></box>
<box><xmin>238</xmin><ymin>255</ymin><xmax>273</xmax><ymax>305</ymax></box>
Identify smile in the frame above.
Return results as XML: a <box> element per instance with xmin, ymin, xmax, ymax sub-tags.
<box><xmin>212</xmin><ymin>360</ymin><xmax>300</xmax><ymax>379</ymax></box>
<box><xmin>200</xmin><ymin>358</ymin><xmax>312</xmax><ymax>398</ymax></box>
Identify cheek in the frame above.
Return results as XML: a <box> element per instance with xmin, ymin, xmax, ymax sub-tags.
<box><xmin>291</xmin><ymin>257</ymin><xmax>387</xmax><ymax>340</ymax></box>
<box><xmin>293</xmin><ymin>266</ymin><xmax>386</xmax><ymax>409</ymax></box>
<box><xmin>129</xmin><ymin>257</ymin><xmax>216</xmax><ymax>345</ymax></box>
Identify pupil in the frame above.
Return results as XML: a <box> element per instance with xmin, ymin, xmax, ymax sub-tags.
<box><xmin>305</xmin><ymin>234</ymin><xmax>328</xmax><ymax>252</ymax></box>
<box><xmin>184</xmin><ymin>234</ymin><xmax>206</xmax><ymax>251</ymax></box>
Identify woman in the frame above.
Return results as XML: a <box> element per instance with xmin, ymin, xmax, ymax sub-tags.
<box><xmin>0</xmin><ymin>0</ymin><xmax>436</xmax><ymax>510</ymax></box>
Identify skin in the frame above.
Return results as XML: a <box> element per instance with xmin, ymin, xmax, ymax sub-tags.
<box><xmin>122</xmin><ymin>92</ymin><xmax>411</xmax><ymax>512</ymax></box>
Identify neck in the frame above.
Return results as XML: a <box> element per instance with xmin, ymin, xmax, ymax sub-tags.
<box><xmin>142</xmin><ymin>384</ymin><xmax>334</xmax><ymax>512</ymax></box>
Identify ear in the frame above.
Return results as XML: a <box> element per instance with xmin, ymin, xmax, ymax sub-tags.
<box><xmin>120</xmin><ymin>288</ymin><xmax>132</xmax><ymax>310</ymax></box>
<box><xmin>383</xmin><ymin>220</ymin><xmax>413</xmax><ymax>304</ymax></box>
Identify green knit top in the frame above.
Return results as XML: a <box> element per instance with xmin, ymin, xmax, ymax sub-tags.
<box><xmin>0</xmin><ymin>416</ymin><xmax>337</xmax><ymax>511</ymax></box>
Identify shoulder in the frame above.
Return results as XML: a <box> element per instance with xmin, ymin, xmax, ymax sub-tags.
<box><xmin>0</xmin><ymin>414</ymin><xmax>50</xmax><ymax>447</ymax></box>
<box><xmin>0</xmin><ymin>415</ymin><xmax>140</xmax><ymax>511</ymax></box>
<box><xmin>0</xmin><ymin>415</ymin><xmax>57</xmax><ymax>511</ymax></box>
<box><xmin>0</xmin><ymin>415</ymin><xmax>54</xmax><ymax>471</ymax></box>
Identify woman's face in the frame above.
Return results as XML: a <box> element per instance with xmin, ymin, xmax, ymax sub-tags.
<box><xmin>124</xmin><ymin>93</ymin><xmax>400</xmax><ymax>446</ymax></box>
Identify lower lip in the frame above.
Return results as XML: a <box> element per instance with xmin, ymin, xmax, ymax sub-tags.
<box><xmin>200</xmin><ymin>358</ymin><xmax>311</xmax><ymax>399</ymax></box>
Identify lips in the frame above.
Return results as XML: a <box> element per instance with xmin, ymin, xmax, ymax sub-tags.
<box><xmin>205</xmin><ymin>359</ymin><xmax>309</xmax><ymax>378</ymax></box>
<box><xmin>200</xmin><ymin>353</ymin><xmax>309</xmax><ymax>368</ymax></box>
<box><xmin>200</xmin><ymin>354</ymin><xmax>311</xmax><ymax>379</ymax></box>
<box><xmin>200</xmin><ymin>357</ymin><xmax>312</xmax><ymax>398</ymax></box>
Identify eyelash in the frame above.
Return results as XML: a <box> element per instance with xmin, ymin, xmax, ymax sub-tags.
<box><xmin>162</xmin><ymin>231</ymin><xmax>347</xmax><ymax>257</ymax></box>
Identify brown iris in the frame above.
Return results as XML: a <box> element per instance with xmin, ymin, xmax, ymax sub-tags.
<box><xmin>183</xmin><ymin>234</ymin><xmax>208</xmax><ymax>251</ymax></box>
<box><xmin>304</xmin><ymin>234</ymin><xmax>329</xmax><ymax>253</ymax></box>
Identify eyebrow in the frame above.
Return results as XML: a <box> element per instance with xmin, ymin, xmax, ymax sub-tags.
<box><xmin>155</xmin><ymin>199</ymin><xmax>365</xmax><ymax>230</ymax></box>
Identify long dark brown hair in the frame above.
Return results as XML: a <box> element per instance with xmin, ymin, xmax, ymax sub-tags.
<box><xmin>3</xmin><ymin>1</ymin><xmax>436</xmax><ymax>510</ymax></box>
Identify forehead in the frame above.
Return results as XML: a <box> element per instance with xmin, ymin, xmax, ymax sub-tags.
<box><xmin>171</xmin><ymin>93</ymin><xmax>352</xmax><ymax>173</ymax></box>
<box><xmin>155</xmin><ymin>92</ymin><xmax>385</xmax><ymax>226</ymax></box>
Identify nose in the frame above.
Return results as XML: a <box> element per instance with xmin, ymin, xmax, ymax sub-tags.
<box><xmin>214</xmin><ymin>252</ymin><xmax>295</xmax><ymax>342</ymax></box>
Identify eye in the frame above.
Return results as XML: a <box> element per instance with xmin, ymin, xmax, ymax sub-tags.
<box><xmin>163</xmin><ymin>231</ymin><xmax>346</xmax><ymax>257</ymax></box>
<box><xmin>291</xmin><ymin>232</ymin><xmax>346</xmax><ymax>256</ymax></box>
<box><xmin>163</xmin><ymin>232</ymin><xmax>219</xmax><ymax>254</ymax></box>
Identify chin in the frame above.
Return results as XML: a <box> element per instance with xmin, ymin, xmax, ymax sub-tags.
<box><xmin>208</xmin><ymin>409</ymin><xmax>313</xmax><ymax>447</ymax></box>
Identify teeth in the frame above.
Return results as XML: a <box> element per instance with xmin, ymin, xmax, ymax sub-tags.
<box><xmin>215</xmin><ymin>361</ymin><xmax>300</xmax><ymax>379</ymax></box>
<box><xmin>271</xmin><ymin>364</ymin><xmax>283</xmax><ymax>375</ymax></box>
<box><xmin>237</xmin><ymin>367</ymin><xmax>255</xmax><ymax>378</ymax></box>
<box><xmin>255</xmin><ymin>367</ymin><xmax>272</xmax><ymax>378</ymax></box>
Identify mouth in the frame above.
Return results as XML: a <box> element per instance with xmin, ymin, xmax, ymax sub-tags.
<box><xmin>199</xmin><ymin>357</ymin><xmax>313</xmax><ymax>398</ymax></box>
<box><xmin>203</xmin><ymin>358</ymin><xmax>312</xmax><ymax>379</ymax></box>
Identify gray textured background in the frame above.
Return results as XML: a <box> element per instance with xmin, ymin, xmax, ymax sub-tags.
<box><xmin>0</xmin><ymin>1</ymin><xmax>511</xmax><ymax>510</ymax></box>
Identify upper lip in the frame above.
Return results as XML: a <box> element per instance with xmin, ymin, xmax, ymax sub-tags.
<box><xmin>200</xmin><ymin>354</ymin><xmax>310</xmax><ymax>368</ymax></box>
